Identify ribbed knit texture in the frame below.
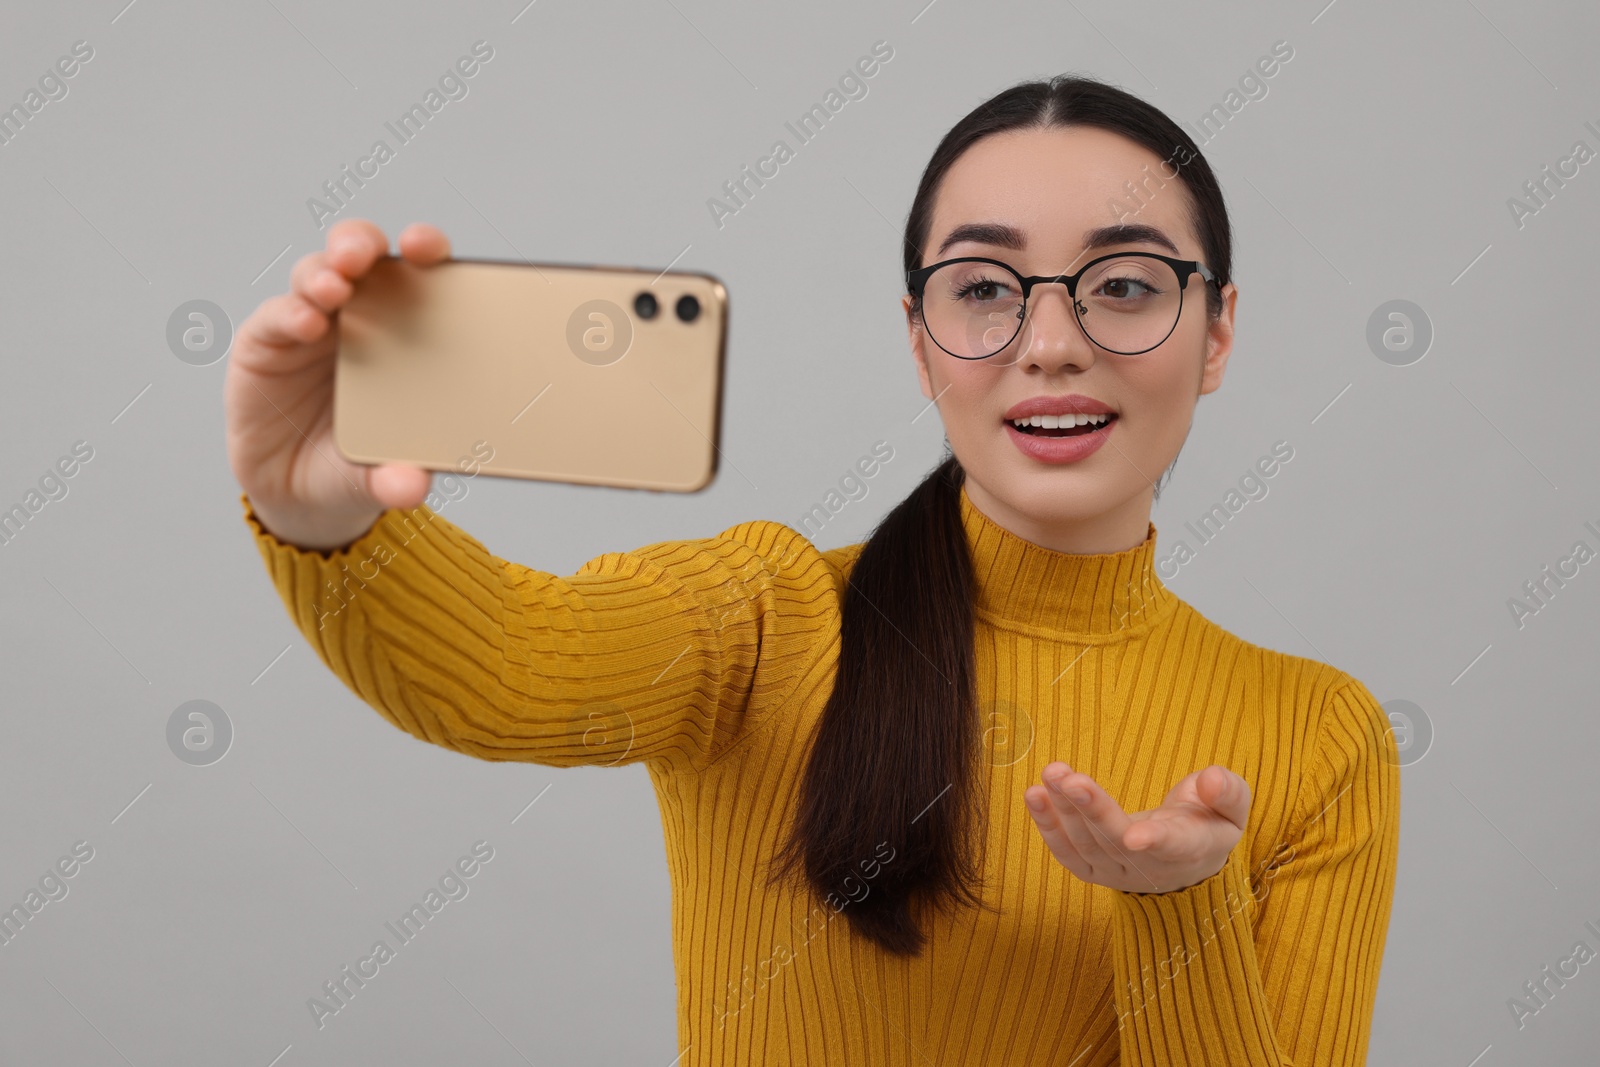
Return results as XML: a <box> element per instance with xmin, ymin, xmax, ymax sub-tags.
<box><xmin>241</xmin><ymin>484</ymin><xmax>1399</xmax><ymax>1066</ymax></box>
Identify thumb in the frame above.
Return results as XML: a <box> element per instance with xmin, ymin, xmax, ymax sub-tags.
<box><xmin>1197</xmin><ymin>766</ymin><xmax>1250</xmax><ymax>830</ymax></box>
<box><xmin>366</xmin><ymin>463</ymin><xmax>434</xmax><ymax>510</ymax></box>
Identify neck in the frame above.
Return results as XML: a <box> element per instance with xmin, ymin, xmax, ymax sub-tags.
<box><xmin>958</xmin><ymin>481</ymin><xmax>1175</xmax><ymax>638</ymax></box>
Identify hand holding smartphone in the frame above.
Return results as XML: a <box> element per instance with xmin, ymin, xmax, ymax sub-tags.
<box><xmin>225</xmin><ymin>220</ymin><xmax>727</xmax><ymax>554</ymax></box>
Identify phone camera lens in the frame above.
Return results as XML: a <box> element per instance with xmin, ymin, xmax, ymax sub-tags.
<box><xmin>633</xmin><ymin>291</ymin><xmax>659</xmax><ymax>320</ymax></box>
<box><xmin>675</xmin><ymin>294</ymin><xmax>701</xmax><ymax>323</ymax></box>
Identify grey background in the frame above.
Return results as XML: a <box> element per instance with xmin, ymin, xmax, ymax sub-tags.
<box><xmin>1</xmin><ymin>0</ymin><xmax>1595</xmax><ymax>1062</ymax></box>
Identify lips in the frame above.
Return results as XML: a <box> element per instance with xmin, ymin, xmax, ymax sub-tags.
<box><xmin>1003</xmin><ymin>413</ymin><xmax>1116</xmax><ymax>463</ymax></box>
<box><xmin>991</xmin><ymin>392</ymin><xmax>1122</xmax><ymax>461</ymax></box>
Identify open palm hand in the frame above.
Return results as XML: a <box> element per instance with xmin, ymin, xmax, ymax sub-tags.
<box><xmin>1024</xmin><ymin>762</ymin><xmax>1252</xmax><ymax>894</ymax></box>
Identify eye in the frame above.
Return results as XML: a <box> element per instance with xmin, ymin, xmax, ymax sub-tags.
<box><xmin>1096</xmin><ymin>274</ymin><xmax>1164</xmax><ymax>301</ymax></box>
<box><xmin>950</xmin><ymin>274</ymin><xmax>1018</xmax><ymax>303</ymax></box>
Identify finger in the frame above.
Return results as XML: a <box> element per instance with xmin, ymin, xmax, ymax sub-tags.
<box><xmin>1040</xmin><ymin>771</ymin><xmax>1126</xmax><ymax>879</ymax></box>
<box><xmin>1041</xmin><ymin>768</ymin><xmax>1105</xmax><ymax>864</ymax></box>
<box><xmin>1196</xmin><ymin>766</ymin><xmax>1251</xmax><ymax>830</ymax></box>
<box><xmin>1023</xmin><ymin>786</ymin><xmax>1093</xmax><ymax>880</ymax></box>
<box><xmin>324</xmin><ymin>218</ymin><xmax>391</xmax><ymax>279</ymax></box>
<box><xmin>398</xmin><ymin>222</ymin><xmax>451</xmax><ymax>265</ymax></box>
<box><xmin>1124</xmin><ymin>816</ymin><xmax>1167</xmax><ymax>853</ymax></box>
<box><xmin>365</xmin><ymin>463</ymin><xmax>433</xmax><ymax>510</ymax></box>
<box><xmin>289</xmin><ymin>251</ymin><xmax>354</xmax><ymax>314</ymax></box>
<box><xmin>1047</xmin><ymin>768</ymin><xmax>1134</xmax><ymax>852</ymax></box>
<box><xmin>239</xmin><ymin>292</ymin><xmax>329</xmax><ymax>350</ymax></box>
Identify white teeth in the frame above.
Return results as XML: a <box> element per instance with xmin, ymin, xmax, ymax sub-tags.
<box><xmin>1011</xmin><ymin>413</ymin><xmax>1112</xmax><ymax>429</ymax></box>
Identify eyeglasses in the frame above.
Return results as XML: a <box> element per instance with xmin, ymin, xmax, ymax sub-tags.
<box><xmin>906</xmin><ymin>252</ymin><xmax>1219</xmax><ymax>360</ymax></box>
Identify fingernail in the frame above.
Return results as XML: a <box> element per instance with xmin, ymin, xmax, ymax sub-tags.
<box><xmin>1066</xmin><ymin>788</ymin><xmax>1090</xmax><ymax>804</ymax></box>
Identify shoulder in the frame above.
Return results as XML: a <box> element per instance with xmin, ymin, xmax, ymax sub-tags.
<box><xmin>1166</xmin><ymin>598</ymin><xmax>1397</xmax><ymax>833</ymax></box>
<box><xmin>1164</xmin><ymin>596</ymin><xmax>1347</xmax><ymax>708</ymax></box>
<box><xmin>1166</xmin><ymin>596</ymin><xmax>1390</xmax><ymax>757</ymax></box>
<box><xmin>571</xmin><ymin>517</ymin><xmax>860</xmax><ymax>642</ymax></box>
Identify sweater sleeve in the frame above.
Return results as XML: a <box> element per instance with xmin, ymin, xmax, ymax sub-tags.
<box><xmin>238</xmin><ymin>491</ymin><xmax>823</xmax><ymax>775</ymax></box>
<box><xmin>1107</xmin><ymin>675</ymin><xmax>1401</xmax><ymax>1065</ymax></box>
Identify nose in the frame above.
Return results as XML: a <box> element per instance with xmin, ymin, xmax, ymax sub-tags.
<box><xmin>1011</xmin><ymin>282</ymin><xmax>1096</xmax><ymax>372</ymax></box>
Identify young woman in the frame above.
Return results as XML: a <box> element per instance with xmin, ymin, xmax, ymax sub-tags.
<box><xmin>228</xmin><ymin>75</ymin><xmax>1399</xmax><ymax>1066</ymax></box>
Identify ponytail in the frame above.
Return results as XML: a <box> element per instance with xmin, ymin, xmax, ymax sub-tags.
<box><xmin>766</xmin><ymin>451</ymin><xmax>995</xmax><ymax>956</ymax></box>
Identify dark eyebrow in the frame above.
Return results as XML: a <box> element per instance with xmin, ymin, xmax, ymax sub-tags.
<box><xmin>935</xmin><ymin>222</ymin><xmax>1026</xmax><ymax>258</ymax></box>
<box><xmin>1080</xmin><ymin>222</ymin><xmax>1182</xmax><ymax>258</ymax></box>
<box><xmin>933</xmin><ymin>221</ymin><xmax>1183</xmax><ymax>261</ymax></box>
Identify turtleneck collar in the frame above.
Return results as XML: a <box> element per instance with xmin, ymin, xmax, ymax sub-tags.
<box><xmin>959</xmin><ymin>482</ymin><xmax>1178</xmax><ymax>639</ymax></box>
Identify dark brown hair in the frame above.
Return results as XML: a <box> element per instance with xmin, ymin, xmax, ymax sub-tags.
<box><xmin>764</xmin><ymin>74</ymin><xmax>1234</xmax><ymax>956</ymax></box>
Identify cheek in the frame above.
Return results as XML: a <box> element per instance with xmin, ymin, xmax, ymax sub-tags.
<box><xmin>939</xmin><ymin>362</ymin><xmax>1001</xmax><ymax>434</ymax></box>
<box><xmin>1119</xmin><ymin>349</ymin><xmax>1204</xmax><ymax>451</ymax></box>
<box><xmin>1124</xmin><ymin>358</ymin><xmax>1196</xmax><ymax>409</ymax></box>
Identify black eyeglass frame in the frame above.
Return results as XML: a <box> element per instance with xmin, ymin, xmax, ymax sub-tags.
<box><xmin>906</xmin><ymin>251</ymin><xmax>1220</xmax><ymax>359</ymax></box>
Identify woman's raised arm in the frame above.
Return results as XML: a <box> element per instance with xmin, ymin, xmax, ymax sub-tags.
<box><xmin>241</xmin><ymin>488</ymin><xmax>817</xmax><ymax>773</ymax></box>
<box><xmin>229</xmin><ymin>218</ymin><xmax>824</xmax><ymax>774</ymax></box>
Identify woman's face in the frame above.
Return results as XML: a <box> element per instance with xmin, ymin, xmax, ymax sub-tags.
<box><xmin>902</xmin><ymin>124</ymin><xmax>1238</xmax><ymax>553</ymax></box>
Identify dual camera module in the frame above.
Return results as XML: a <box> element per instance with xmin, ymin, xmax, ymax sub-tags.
<box><xmin>633</xmin><ymin>290</ymin><xmax>700</xmax><ymax>323</ymax></box>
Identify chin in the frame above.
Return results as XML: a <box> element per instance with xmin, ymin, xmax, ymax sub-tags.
<box><xmin>994</xmin><ymin>473</ymin><xmax>1103</xmax><ymax>518</ymax></box>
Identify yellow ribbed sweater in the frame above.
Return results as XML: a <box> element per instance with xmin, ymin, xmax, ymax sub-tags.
<box><xmin>241</xmin><ymin>482</ymin><xmax>1399</xmax><ymax>1066</ymax></box>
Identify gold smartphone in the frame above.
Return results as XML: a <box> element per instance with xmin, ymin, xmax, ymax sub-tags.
<box><xmin>333</xmin><ymin>256</ymin><xmax>728</xmax><ymax>492</ymax></box>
